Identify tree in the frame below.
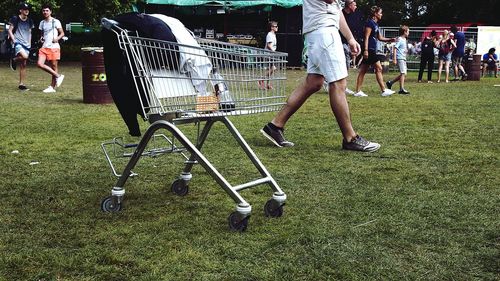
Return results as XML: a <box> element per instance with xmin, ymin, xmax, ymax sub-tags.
<box><xmin>59</xmin><ymin>0</ymin><xmax>139</xmax><ymax>27</ymax></box>
<box><xmin>2</xmin><ymin>0</ymin><xmax>498</xmax><ymax>30</ymax></box>
<box><xmin>419</xmin><ymin>0</ymin><xmax>500</xmax><ymax>26</ymax></box>
<box><xmin>1</xmin><ymin>0</ymin><xmax>139</xmax><ymax>28</ymax></box>
<box><xmin>350</xmin><ymin>0</ymin><xmax>500</xmax><ymax>26</ymax></box>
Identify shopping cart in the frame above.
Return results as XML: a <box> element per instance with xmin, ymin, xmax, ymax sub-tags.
<box><xmin>100</xmin><ymin>18</ymin><xmax>288</xmax><ymax>231</ymax></box>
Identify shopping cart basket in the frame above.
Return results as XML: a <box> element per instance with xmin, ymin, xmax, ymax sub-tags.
<box><xmin>100</xmin><ymin>18</ymin><xmax>288</xmax><ymax>231</ymax></box>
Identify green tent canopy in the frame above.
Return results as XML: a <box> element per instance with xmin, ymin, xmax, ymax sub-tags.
<box><xmin>145</xmin><ymin>0</ymin><xmax>302</xmax><ymax>9</ymax></box>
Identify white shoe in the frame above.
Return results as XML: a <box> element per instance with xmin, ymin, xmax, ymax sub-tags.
<box><xmin>43</xmin><ymin>86</ymin><xmax>56</xmax><ymax>93</ymax></box>
<box><xmin>381</xmin><ymin>89</ymin><xmax>395</xmax><ymax>97</ymax></box>
<box><xmin>56</xmin><ymin>74</ymin><xmax>65</xmax><ymax>87</ymax></box>
<box><xmin>353</xmin><ymin>91</ymin><xmax>368</xmax><ymax>97</ymax></box>
<box><xmin>345</xmin><ymin>88</ymin><xmax>355</xmax><ymax>95</ymax></box>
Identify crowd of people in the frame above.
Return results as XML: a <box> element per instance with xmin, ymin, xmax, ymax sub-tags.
<box><xmin>8</xmin><ymin>2</ymin><xmax>65</xmax><ymax>92</ymax></box>
<box><xmin>327</xmin><ymin>2</ymin><xmax>482</xmax><ymax>97</ymax></box>
<box><xmin>329</xmin><ymin>2</ymin><xmax>497</xmax><ymax>94</ymax></box>
<box><xmin>417</xmin><ymin>28</ymin><xmax>497</xmax><ymax>81</ymax></box>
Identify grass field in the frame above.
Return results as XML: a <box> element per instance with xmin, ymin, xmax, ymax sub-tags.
<box><xmin>0</xmin><ymin>63</ymin><xmax>499</xmax><ymax>280</ymax></box>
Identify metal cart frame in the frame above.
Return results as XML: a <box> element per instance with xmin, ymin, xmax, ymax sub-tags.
<box><xmin>100</xmin><ymin>18</ymin><xmax>287</xmax><ymax>231</ymax></box>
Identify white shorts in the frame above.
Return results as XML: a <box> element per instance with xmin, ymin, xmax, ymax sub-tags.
<box><xmin>305</xmin><ymin>26</ymin><xmax>347</xmax><ymax>83</ymax></box>
<box><xmin>397</xmin><ymin>59</ymin><xmax>407</xmax><ymax>74</ymax></box>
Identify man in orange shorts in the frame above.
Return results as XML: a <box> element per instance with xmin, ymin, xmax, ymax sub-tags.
<box><xmin>37</xmin><ymin>4</ymin><xmax>64</xmax><ymax>93</ymax></box>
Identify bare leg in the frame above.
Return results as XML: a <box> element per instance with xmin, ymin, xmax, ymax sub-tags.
<box><xmin>19</xmin><ymin>59</ymin><xmax>27</xmax><ymax>85</ymax></box>
<box><xmin>357</xmin><ymin>57</ymin><xmax>363</xmax><ymax>68</ymax></box>
<box><xmin>374</xmin><ymin>62</ymin><xmax>386</xmax><ymax>91</ymax></box>
<box><xmin>391</xmin><ymin>73</ymin><xmax>402</xmax><ymax>84</ymax></box>
<box><xmin>49</xmin><ymin>60</ymin><xmax>59</xmax><ymax>87</ymax></box>
<box><xmin>328</xmin><ymin>78</ymin><xmax>356</xmax><ymax>142</ymax></box>
<box><xmin>266</xmin><ymin>66</ymin><xmax>277</xmax><ymax>88</ymax></box>
<box><xmin>19</xmin><ymin>51</ymin><xmax>29</xmax><ymax>85</ymax></box>
<box><xmin>437</xmin><ymin>60</ymin><xmax>443</xmax><ymax>82</ymax></box>
<box><xmin>271</xmin><ymin>74</ymin><xmax>323</xmax><ymax>128</ymax></box>
<box><xmin>445</xmin><ymin>61</ymin><xmax>450</xmax><ymax>82</ymax></box>
<box><xmin>14</xmin><ymin>51</ymin><xmax>29</xmax><ymax>86</ymax></box>
<box><xmin>37</xmin><ymin>53</ymin><xmax>59</xmax><ymax>78</ymax></box>
<box><xmin>355</xmin><ymin>64</ymin><xmax>369</xmax><ymax>92</ymax></box>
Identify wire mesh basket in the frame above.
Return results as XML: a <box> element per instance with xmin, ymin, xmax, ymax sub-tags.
<box><xmin>121</xmin><ymin>34</ymin><xmax>288</xmax><ymax>120</ymax></box>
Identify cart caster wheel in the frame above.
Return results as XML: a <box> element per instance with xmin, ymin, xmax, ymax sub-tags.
<box><xmin>101</xmin><ymin>196</ymin><xmax>122</xmax><ymax>213</ymax></box>
<box><xmin>228</xmin><ymin>212</ymin><xmax>249</xmax><ymax>232</ymax></box>
<box><xmin>264</xmin><ymin>199</ymin><xmax>283</xmax><ymax>218</ymax></box>
<box><xmin>171</xmin><ymin>179</ymin><xmax>189</xmax><ymax>196</ymax></box>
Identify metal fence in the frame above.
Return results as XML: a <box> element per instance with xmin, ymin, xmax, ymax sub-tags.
<box><xmin>379</xmin><ymin>26</ymin><xmax>478</xmax><ymax>71</ymax></box>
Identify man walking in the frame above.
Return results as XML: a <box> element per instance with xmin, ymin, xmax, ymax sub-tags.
<box><xmin>261</xmin><ymin>0</ymin><xmax>380</xmax><ymax>152</ymax></box>
<box><xmin>342</xmin><ymin>0</ymin><xmax>364</xmax><ymax>69</ymax></box>
<box><xmin>325</xmin><ymin>0</ymin><xmax>364</xmax><ymax>95</ymax></box>
<box><xmin>37</xmin><ymin>4</ymin><xmax>64</xmax><ymax>93</ymax></box>
<box><xmin>451</xmin><ymin>25</ymin><xmax>467</xmax><ymax>81</ymax></box>
<box><xmin>8</xmin><ymin>2</ymin><xmax>34</xmax><ymax>91</ymax></box>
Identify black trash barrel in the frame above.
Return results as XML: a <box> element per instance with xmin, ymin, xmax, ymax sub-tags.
<box><xmin>465</xmin><ymin>54</ymin><xmax>481</xmax><ymax>81</ymax></box>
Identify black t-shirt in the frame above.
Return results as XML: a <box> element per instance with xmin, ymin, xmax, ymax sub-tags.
<box><xmin>341</xmin><ymin>9</ymin><xmax>365</xmax><ymax>44</ymax></box>
<box><xmin>421</xmin><ymin>37</ymin><xmax>435</xmax><ymax>57</ymax></box>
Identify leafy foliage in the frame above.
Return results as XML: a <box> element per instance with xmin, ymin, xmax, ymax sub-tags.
<box><xmin>0</xmin><ymin>0</ymin><xmax>138</xmax><ymax>27</ymax></box>
<box><xmin>360</xmin><ymin>0</ymin><xmax>500</xmax><ymax>26</ymax></box>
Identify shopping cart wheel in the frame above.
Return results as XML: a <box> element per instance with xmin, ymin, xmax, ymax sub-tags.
<box><xmin>101</xmin><ymin>196</ymin><xmax>122</xmax><ymax>212</ymax></box>
<box><xmin>228</xmin><ymin>212</ymin><xmax>249</xmax><ymax>232</ymax></box>
<box><xmin>171</xmin><ymin>179</ymin><xmax>189</xmax><ymax>196</ymax></box>
<box><xmin>264</xmin><ymin>199</ymin><xmax>284</xmax><ymax>218</ymax></box>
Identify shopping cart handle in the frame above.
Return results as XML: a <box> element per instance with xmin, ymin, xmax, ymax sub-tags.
<box><xmin>101</xmin><ymin>18</ymin><xmax>119</xmax><ymax>30</ymax></box>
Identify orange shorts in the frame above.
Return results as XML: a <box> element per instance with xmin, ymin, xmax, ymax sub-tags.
<box><xmin>39</xmin><ymin>48</ymin><xmax>61</xmax><ymax>60</ymax></box>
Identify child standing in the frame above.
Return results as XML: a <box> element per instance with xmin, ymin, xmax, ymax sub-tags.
<box><xmin>386</xmin><ymin>25</ymin><xmax>410</xmax><ymax>94</ymax></box>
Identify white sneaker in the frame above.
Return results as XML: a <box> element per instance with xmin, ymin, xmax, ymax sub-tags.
<box><xmin>381</xmin><ymin>89</ymin><xmax>395</xmax><ymax>97</ymax></box>
<box><xmin>43</xmin><ymin>86</ymin><xmax>56</xmax><ymax>93</ymax></box>
<box><xmin>56</xmin><ymin>74</ymin><xmax>65</xmax><ymax>87</ymax></box>
<box><xmin>354</xmin><ymin>91</ymin><xmax>368</xmax><ymax>97</ymax></box>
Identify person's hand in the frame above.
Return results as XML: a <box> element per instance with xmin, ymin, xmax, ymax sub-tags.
<box><xmin>363</xmin><ymin>50</ymin><xmax>369</xmax><ymax>59</ymax></box>
<box><xmin>348</xmin><ymin>38</ymin><xmax>360</xmax><ymax>56</ymax></box>
<box><xmin>52</xmin><ymin>39</ymin><xmax>58</xmax><ymax>43</ymax></box>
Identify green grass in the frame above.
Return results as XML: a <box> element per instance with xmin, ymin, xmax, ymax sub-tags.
<box><xmin>0</xmin><ymin>63</ymin><xmax>499</xmax><ymax>280</ymax></box>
